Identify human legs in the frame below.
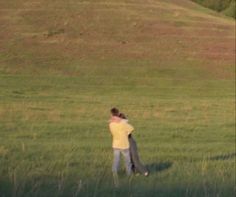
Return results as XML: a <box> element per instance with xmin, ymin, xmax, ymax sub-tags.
<box><xmin>112</xmin><ymin>148</ymin><xmax>131</xmax><ymax>187</ymax></box>
<box><xmin>112</xmin><ymin>148</ymin><xmax>132</xmax><ymax>176</ymax></box>
<box><xmin>112</xmin><ymin>149</ymin><xmax>121</xmax><ymax>174</ymax></box>
<box><xmin>112</xmin><ymin>149</ymin><xmax>120</xmax><ymax>187</ymax></box>
<box><xmin>129</xmin><ymin>137</ymin><xmax>149</xmax><ymax>176</ymax></box>
<box><xmin>121</xmin><ymin>149</ymin><xmax>132</xmax><ymax>176</ymax></box>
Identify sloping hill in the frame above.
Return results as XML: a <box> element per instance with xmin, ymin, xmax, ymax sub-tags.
<box><xmin>0</xmin><ymin>1</ymin><xmax>235</xmax><ymax>197</ymax></box>
<box><xmin>0</xmin><ymin>0</ymin><xmax>235</xmax><ymax>79</ymax></box>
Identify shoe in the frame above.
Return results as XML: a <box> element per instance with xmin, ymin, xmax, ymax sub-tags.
<box><xmin>144</xmin><ymin>171</ymin><xmax>149</xmax><ymax>177</ymax></box>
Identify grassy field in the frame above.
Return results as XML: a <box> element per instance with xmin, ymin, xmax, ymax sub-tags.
<box><xmin>0</xmin><ymin>0</ymin><xmax>235</xmax><ymax>197</ymax></box>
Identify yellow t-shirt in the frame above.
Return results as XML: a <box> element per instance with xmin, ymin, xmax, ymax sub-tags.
<box><xmin>109</xmin><ymin>121</ymin><xmax>134</xmax><ymax>149</ymax></box>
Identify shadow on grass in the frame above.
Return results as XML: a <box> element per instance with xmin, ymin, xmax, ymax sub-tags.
<box><xmin>209</xmin><ymin>152</ymin><xmax>236</xmax><ymax>161</ymax></box>
<box><xmin>146</xmin><ymin>161</ymin><xmax>173</xmax><ymax>174</ymax></box>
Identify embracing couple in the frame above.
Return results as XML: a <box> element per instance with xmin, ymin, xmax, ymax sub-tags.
<box><xmin>109</xmin><ymin>107</ymin><xmax>149</xmax><ymax>186</ymax></box>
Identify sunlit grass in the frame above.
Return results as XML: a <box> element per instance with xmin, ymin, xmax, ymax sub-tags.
<box><xmin>0</xmin><ymin>73</ymin><xmax>235</xmax><ymax>197</ymax></box>
<box><xmin>0</xmin><ymin>0</ymin><xmax>235</xmax><ymax>196</ymax></box>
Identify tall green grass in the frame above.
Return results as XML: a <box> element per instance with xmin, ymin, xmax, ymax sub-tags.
<box><xmin>0</xmin><ymin>71</ymin><xmax>235</xmax><ymax>197</ymax></box>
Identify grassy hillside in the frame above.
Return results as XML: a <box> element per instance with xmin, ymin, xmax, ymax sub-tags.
<box><xmin>223</xmin><ymin>0</ymin><xmax>236</xmax><ymax>18</ymax></box>
<box><xmin>191</xmin><ymin>0</ymin><xmax>232</xmax><ymax>11</ymax></box>
<box><xmin>191</xmin><ymin>0</ymin><xmax>236</xmax><ymax>18</ymax></box>
<box><xmin>0</xmin><ymin>0</ymin><xmax>235</xmax><ymax>197</ymax></box>
<box><xmin>0</xmin><ymin>0</ymin><xmax>235</xmax><ymax>77</ymax></box>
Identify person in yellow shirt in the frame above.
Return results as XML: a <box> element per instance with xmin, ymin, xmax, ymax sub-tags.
<box><xmin>109</xmin><ymin>107</ymin><xmax>134</xmax><ymax>187</ymax></box>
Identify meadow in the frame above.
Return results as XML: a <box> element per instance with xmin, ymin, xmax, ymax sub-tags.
<box><xmin>0</xmin><ymin>69</ymin><xmax>235</xmax><ymax>197</ymax></box>
<box><xmin>0</xmin><ymin>0</ymin><xmax>235</xmax><ymax>196</ymax></box>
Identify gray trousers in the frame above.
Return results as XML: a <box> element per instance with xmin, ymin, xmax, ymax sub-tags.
<box><xmin>129</xmin><ymin>135</ymin><xmax>148</xmax><ymax>174</ymax></box>
<box><xmin>112</xmin><ymin>148</ymin><xmax>132</xmax><ymax>176</ymax></box>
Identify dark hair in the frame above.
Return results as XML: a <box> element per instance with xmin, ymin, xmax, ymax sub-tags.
<box><xmin>110</xmin><ymin>107</ymin><xmax>119</xmax><ymax>116</ymax></box>
<box><xmin>119</xmin><ymin>113</ymin><xmax>127</xmax><ymax>119</ymax></box>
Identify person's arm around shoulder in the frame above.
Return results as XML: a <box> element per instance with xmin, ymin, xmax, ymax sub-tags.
<box><xmin>123</xmin><ymin>122</ymin><xmax>134</xmax><ymax>135</ymax></box>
